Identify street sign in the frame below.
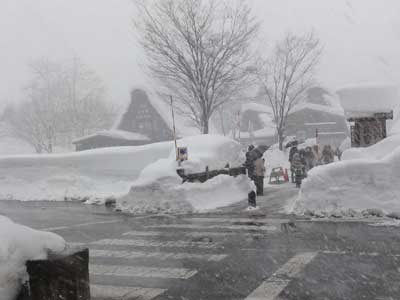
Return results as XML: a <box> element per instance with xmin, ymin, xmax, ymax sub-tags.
<box><xmin>177</xmin><ymin>147</ymin><xmax>188</xmax><ymax>161</ymax></box>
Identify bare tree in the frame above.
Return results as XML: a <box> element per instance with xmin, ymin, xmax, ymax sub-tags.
<box><xmin>3</xmin><ymin>58</ymin><xmax>115</xmax><ymax>153</ymax></box>
<box><xmin>135</xmin><ymin>0</ymin><xmax>259</xmax><ymax>133</ymax></box>
<box><xmin>257</xmin><ymin>32</ymin><xmax>322</xmax><ymax>150</ymax></box>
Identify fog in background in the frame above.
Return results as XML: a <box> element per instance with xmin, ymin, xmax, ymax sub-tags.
<box><xmin>1</xmin><ymin>0</ymin><xmax>400</xmax><ymax>109</ymax></box>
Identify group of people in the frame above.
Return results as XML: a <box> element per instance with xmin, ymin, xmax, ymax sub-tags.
<box><xmin>244</xmin><ymin>145</ymin><xmax>266</xmax><ymax>207</ymax></box>
<box><xmin>289</xmin><ymin>144</ymin><xmax>341</xmax><ymax>187</ymax></box>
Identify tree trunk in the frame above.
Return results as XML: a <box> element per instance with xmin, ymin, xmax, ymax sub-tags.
<box><xmin>278</xmin><ymin>132</ymin><xmax>284</xmax><ymax>151</ymax></box>
<box><xmin>202</xmin><ymin>118</ymin><xmax>209</xmax><ymax>134</ymax></box>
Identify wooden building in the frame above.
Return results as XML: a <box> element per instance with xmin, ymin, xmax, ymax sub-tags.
<box><xmin>72</xmin><ymin>130</ymin><xmax>150</xmax><ymax>151</ymax></box>
<box><xmin>348</xmin><ymin>112</ymin><xmax>393</xmax><ymax>147</ymax></box>
<box><xmin>337</xmin><ymin>83</ymin><xmax>398</xmax><ymax>148</ymax></box>
<box><xmin>73</xmin><ymin>88</ymin><xmax>200</xmax><ymax>151</ymax></box>
<box><xmin>239</xmin><ymin>87</ymin><xmax>348</xmax><ymax>147</ymax></box>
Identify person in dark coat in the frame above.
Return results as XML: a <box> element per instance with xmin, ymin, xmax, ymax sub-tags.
<box><xmin>244</xmin><ymin>145</ymin><xmax>257</xmax><ymax>207</ymax></box>
<box><xmin>335</xmin><ymin>148</ymin><xmax>342</xmax><ymax>161</ymax></box>
<box><xmin>288</xmin><ymin>146</ymin><xmax>298</xmax><ymax>183</ymax></box>
<box><xmin>292</xmin><ymin>153</ymin><xmax>304</xmax><ymax>188</ymax></box>
<box><xmin>304</xmin><ymin>146</ymin><xmax>315</xmax><ymax>171</ymax></box>
<box><xmin>244</xmin><ymin>145</ymin><xmax>256</xmax><ymax>179</ymax></box>
<box><xmin>322</xmin><ymin>145</ymin><xmax>335</xmax><ymax>164</ymax></box>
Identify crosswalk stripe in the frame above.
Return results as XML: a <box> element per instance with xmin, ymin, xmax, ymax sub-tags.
<box><xmin>90</xmin><ymin>249</ymin><xmax>227</xmax><ymax>261</ymax></box>
<box><xmin>122</xmin><ymin>230</ymin><xmax>273</xmax><ymax>237</ymax></box>
<box><xmin>90</xmin><ymin>264</ymin><xmax>198</xmax><ymax>279</ymax></box>
<box><xmin>146</xmin><ymin>224</ymin><xmax>277</xmax><ymax>231</ymax></box>
<box><xmin>90</xmin><ymin>284</ymin><xmax>165</xmax><ymax>300</ymax></box>
<box><xmin>40</xmin><ymin>220</ymin><xmax>121</xmax><ymax>231</ymax></box>
<box><xmin>90</xmin><ymin>238</ymin><xmax>218</xmax><ymax>249</ymax></box>
<box><xmin>245</xmin><ymin>252</ymin><xmax>318</xmax><ymax>300</ymax></box>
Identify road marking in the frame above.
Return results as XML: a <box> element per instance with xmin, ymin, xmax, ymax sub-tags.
<box><xmin>321</xmin><ymin>250</ymin><xmax>400</xmax><ymax>257</ymax></box>
<box><xmin>90</xmin><ymin>238</ymin><xmax>218</xmax><ymax>249</ymax></box>
<box><xmin>90</xmin><ymin>284</ymin><xmax>165</xmax><ymax>299</ymax></box>
<box><xmin>245</xmin><ymin>252</ymin><xmax>318</xmax><ymax>300</ymax></box>
<box><xmin>40</xmin><ymin>220</ymin><xmax>121</xmax><ymax>231</ymax></box>
<box><xmin>90</xmin><ymin>249</ymin><xmax>227</xmax><ymax>261</ymax></box>
<box><xmin>122</xmin><ymin>230</ymin><xmax>271</xmax><ymax>237</ymax></box>
<box><xmin>67</xmin><ymin>242</ymin><xmax>87</xmax><ymax>248</ymax></box>
<box><xmin>182</xmin><ymin>217</ymin><xmax>290</xmax><ymax>224</ymax></box>
<box><xmin>146</xmin><ymin>224</ymin><xmax>277</xmax><ymax>231</ymax></box>
<box><xmin>90</xmin><ymin>265</ymin><xmax>197</xmax><ymax>279</ymax></box>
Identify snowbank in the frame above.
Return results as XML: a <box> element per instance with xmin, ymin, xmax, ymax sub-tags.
<box><xmin>342</xmin><ymin>134</ymin><xmax>400</xmax><ymax>161</ymax></box>
<box><xmin>292</xmin><ymin>135</ymin><xmax>400</xmax><ymax>216</ymax></box>
<box><xmin>0</xmin><ymin>141</ymin><xmax>173</xmax><ymax>201</ymax></box>
<box><xmin>0</xmin><ymin>216</ymin><xmax>66</xmax><ymax>300</ymax></box>
<box><xmin>118</xmin><ymin>175</ymin><xmax>254</xmax><ymax>214</ymax></box>
<box><xmin>116</xmin><ymin>135</ymin><xmax>253</xmax><ymax>214</ymax></box>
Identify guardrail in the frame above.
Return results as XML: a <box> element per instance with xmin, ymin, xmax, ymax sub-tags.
<box><xmin>177</xmin><ymin>165</ymin><xmax>247</xmax><ymax>183</ymax></box>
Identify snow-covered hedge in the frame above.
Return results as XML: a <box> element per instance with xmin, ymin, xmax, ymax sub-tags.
<box><xmin>0</xmin><ymin>216</ymin><xmax>66</xmax><ymax>300</ymax></box>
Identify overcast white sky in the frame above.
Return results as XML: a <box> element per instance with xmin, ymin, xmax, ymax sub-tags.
<box><xmin>1</xmin><ymin>0</ymin><xmax>400</xmax><ymax>110</ymax></box>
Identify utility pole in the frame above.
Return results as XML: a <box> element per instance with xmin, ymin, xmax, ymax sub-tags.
<box><xmin>170</xmin><ymin>95</ymin><xmax>178</xmax><ymax>158</ymax></box>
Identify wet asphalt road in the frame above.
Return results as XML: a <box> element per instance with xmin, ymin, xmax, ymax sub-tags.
<box><xmin>1</xmin><ymin>185</ymin><xmax>400</xmax><ymax>300</ymax></box>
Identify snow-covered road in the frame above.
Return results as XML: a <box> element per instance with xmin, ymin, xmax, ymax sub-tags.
<box><xmin>2</xmin><ymin>184</ymin><xmax>400</xmax><ymax>299</ymax></box>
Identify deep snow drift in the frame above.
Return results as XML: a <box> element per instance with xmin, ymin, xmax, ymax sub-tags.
<box><xmin>0</xmin><ymin>141</ymin><xmax>173</xmax><ymax>201</ymax></box>
<box><xmin>117</xmin><ymin>135</ymin><xmax>254</xmax><ymax>214</ymax></box>
<box><xmin>291</xmin><ymin>134</ymin><xmax>400</xmax><ymax>216</ymax></box>
<box><xmin>0</xmin><ymin>216</ymin><xmax>66</xmax><ymax>300</ymax></box>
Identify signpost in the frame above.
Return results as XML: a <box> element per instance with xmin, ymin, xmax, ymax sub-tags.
<box><xmin>170</xmin><ymin>95</ymin><xmax>188</xmax><ymax>163</ymax></box>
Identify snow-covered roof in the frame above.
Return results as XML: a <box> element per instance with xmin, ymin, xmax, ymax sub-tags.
<box><xmin>336</xmin><ymin>83</ymin><xmax>399</xmax><ymax>116</ymax></box>
<box><xmin>241</xmin><ymin>102</ymin><xmax>273</xmax><ymax>115</ymax></box>
<box><xmin>113</xmin><ymin>85</ymin><xmax>212</xmax><ymax>137</ymax></box>
<box><xmin>239</xmin><ymin>127</ymin><xmax>276</xmax><ymax>139</ymax></box>
<box><xmin>72</xmin><ymin>129</ymin><xmax>150</xmax><ymax>144</ymax></box>
<box><xmin>240</xmin><ymin>102</ymin><xmax>276</xmax><ymax>138</ymax></box>
<box><xmin>289</xmin><ymin>102</ymin><xmax>344</xmax><ymax>116</ymax></box>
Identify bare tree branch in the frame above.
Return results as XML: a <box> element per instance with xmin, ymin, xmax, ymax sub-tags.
<box><xmin>135</xmin><ymin>0</ymin><xmax>259</xmax><ymax>133</ymax></box>
<box><xmin>256</xmin><ymin>31</ymin><xmax>322</xmax><ymax>150</ymax></box>
<box><xmin>3</xmin><ymin>58</ymin><xmax>116</xmax><ymax>153</ymax></box>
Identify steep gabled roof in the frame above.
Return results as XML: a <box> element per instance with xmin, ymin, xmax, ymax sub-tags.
<box><xmin>113</xmin><ymin>85</ymin><xmax>217</xmax><ymax>137</ymax></box>
<box><xmin>290</xmin><ymin>87</ymin><xmax>344</xmax><ymax>116</ymax></box>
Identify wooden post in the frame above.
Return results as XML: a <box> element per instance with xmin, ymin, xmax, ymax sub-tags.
<box><xmin>170</xmin><ymin>95</ymin><xmax>178</xmax><ymax>159</ymax></box>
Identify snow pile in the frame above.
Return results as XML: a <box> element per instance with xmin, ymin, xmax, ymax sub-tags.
<box><xmin>337</xmin><ymin>83</ymin><xmax>398</xmax><ymax>116</ymax></box>
<box><xmin>118</xmin><ymin>174</ymin><xmax>254</xmax><ymax>214</ymax></box>
<box><xmin>291</xmin><ymin>134</ymin><xmax>400</xmax><ymax>216</ymax></box>
<box><xmin>342</xmin><ymin>134</ymin><xmax>400</xmax><ymax>161</ymax></box>
<box><xmin>0</xmin><ymin>216</ymin><xmax>66</xmax><ymax>300</ymax></box>
<box><xmin>117</xmin><ymin>135</ymin><xmax>253</xmax><ymax>214</ymax></box>
<box><xmin>0</xmin><ymin>142</ymin><xmax>173</xmax><ymax>201</ymax></box>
